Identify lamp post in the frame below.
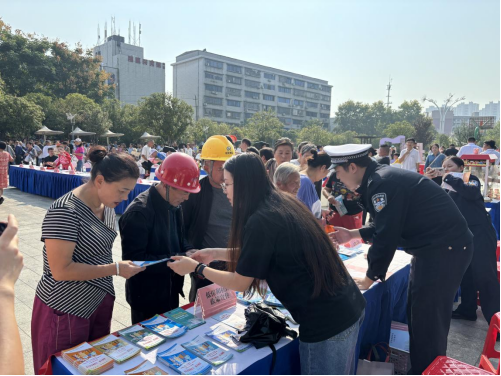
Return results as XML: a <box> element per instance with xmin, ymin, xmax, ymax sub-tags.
<box><xmin>66</xmin><ymin>113</ymin><xmax>76</xmax><ymax>140</ymax></box>
<box><xmin>422</xmin><ymin>94</ymin><xmax>465</xmax><ymax>134</ymax></box>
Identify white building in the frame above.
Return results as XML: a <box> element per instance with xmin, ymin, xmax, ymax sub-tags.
<box><xmin>480</xmin><ymin>101</ymin><xmax>500</xmax><ymax>122</ymax></box>
<box><xmin>93</xmin><ymin>35</ymin><xmax>165</xmax><ymax>105</ymax></box>
<box><xmin>172</xmin><ymin>50</ymin><xmax>332</xmax><ymax>129</ymax></box>
<box><xmin>453</xmin><ymin>102</ymin><xmax>479</xmax><ymax>117</ymax></box>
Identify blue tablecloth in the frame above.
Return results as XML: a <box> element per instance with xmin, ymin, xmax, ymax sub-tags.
<box><xmin>9</xmin><ymin>166</ymin><xmax>150</xmax><ymax>215</ymax></box>
<box><xmin>485</xmin><ymin>201</ymin><xmax>500</xmax><ymax>239</ymax></box>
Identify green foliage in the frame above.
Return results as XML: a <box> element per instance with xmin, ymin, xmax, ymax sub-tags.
<box><xmin>483</xmin><ymin>120</ymin><xmax>500</xmax><ymax>147</ymax></box>
<box><xmin>434</xmin><ymin>133</ymin><xmax>452</xmax><ymax>148</ymax></box>
<box><xmin>0</xmin><ymin>94</ymin><xmax>44</xmax><ymax>139</ymax></box>
<box><xmin>395</xmin><ymin>100</ymin><xmax>423</xmax><ymax>125</ymax></box>
<box><xmin>138</xmin><ymin>93</ymin><xmax>194</xmax><ymax>143</ymax></box>
<box><xmin>331</xmin><ymin>131</ymin><xmax>360</xmax><ymax>145</ymax></box>
<box><xmin>245</xmin><ymin>110</ymin><xmax>285</xmax><ymax>145</ymax></box>
<box><xmin>297</xmin><ymin>123</ymin><xmax>333</xmax><ymax>146</ymax></box>
<box><xmin>282</xmin><ymin>129</ymin><xmax>298</xmax><ymax>145</ymax></box>
<box><xmin>452</xmin><ymin>122</ymin><xmax>475</xmax><ymax>146</ymax></box>
<box><xmin>383</xmin><ymin>121</ymin><xmax>415</xmax><ymax>139</ymax></box>
<box><xmin>413</xmin><ymin>115</ymin><xmax>436</xmax><ymax>148</ymax></box>
<box><xmin>336</xmin><ymin>100</ymin><xmax>393</xmax><ymax>136</ymax></box>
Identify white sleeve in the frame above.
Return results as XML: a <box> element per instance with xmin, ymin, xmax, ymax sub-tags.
<box><xmin>457</xmin><ymin>147</ymin><xmax>464</xmax><ymax>157</ymax></box>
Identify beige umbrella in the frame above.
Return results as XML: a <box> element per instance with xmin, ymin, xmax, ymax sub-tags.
<box><xmin>139</xmin><ymin>132</ymin><xmax>161</xmax><ymax>139</ymax></box>
<box><xmin>69</xmin><ymin>127</ymin><xmax>96</xmax><ymax>137</ymax></box>
<box><xmin>101</xmin><ymin>130</ymin><xmax>125</xmax><ymax>146</ymax></box>
<box><xmin>34</xmin><ymin>126</ymin><xmax>64</xmax><ymax>142</ymax></box>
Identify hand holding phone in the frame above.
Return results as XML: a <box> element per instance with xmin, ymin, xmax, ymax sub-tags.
<box><xmin>0</xmin><ymin>215</ymin><xmax>23</xmax><ymax>293</ymax></box>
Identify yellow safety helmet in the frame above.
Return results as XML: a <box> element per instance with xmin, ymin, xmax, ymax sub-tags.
<box><xmin>200</xmin><ymin>135</ymin><xmax>235</xmax><ymax>161</ymax></box>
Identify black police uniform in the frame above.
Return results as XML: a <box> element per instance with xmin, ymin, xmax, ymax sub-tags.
<box><xmin>442</xmin><ymin>174</ymin><xmax>499</xmax><ymax>324</ymax></box>
<box><xmin>356</xmin><ymin>161</ymin><xmax>473</xmax><ymax>374</ymax></box>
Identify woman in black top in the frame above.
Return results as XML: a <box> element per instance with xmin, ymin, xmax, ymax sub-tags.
<box><xmin>169</xmin><ymin>153</ymin><xmax>366</xmax><ymax>375</ymax></box>
<box><xmin>426</xmin><ymin>156</ymin><xmax>499</xmax><ymax>324</ymax></box>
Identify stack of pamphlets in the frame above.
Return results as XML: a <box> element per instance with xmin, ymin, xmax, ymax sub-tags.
<box><xmin>157</xmin><ymin>344</ymin><xmax>211</xmax><ymax>375</ymax></box>
<box><xmin>211</xmin><ymin>306</ymin><xmax>246</xmax><ymax>331</ymax></box>
<box><xmin>141</xmin><ymin>315</ymin><xmax>187</xmax><ymax>339</ymax></box>
<box><xmin>124</xmin><ymin>360</ymin><xmax>169</xmax><ymax>375</ymax></box>
<box><xmin>89</xmin><ymin>334</ymin><xmax>140</xmax><ymax>364</ymax></box>
<box><xmin>337</xmin><ymin>244</ymin><xmax>363</xmax><ymax>259</ymax></box>
<box><xmin>181</xmin><ymin>336</ymin><xmax>233</xmax><ymax>367</ymax></box>
<box><xmin>163</xmin><ymin>307</ymin><xmax>205</xmax><ymax>330</ymax></box>
<box><xmin>118</xmin><ymin>325</ymin><xmax>166</xmax><ymax>350</ymax></box>
<box><xmin>205</xmin><ymin>325</ymin><xmax>252</xmax><ymax>353</ymax></box>
<box><xmin>61</xmin><ymin>342</ymin><xmax>114</xmax><ymax>375</ymax></box>
<box><xmin>236</xmin><ymin>291</ymin><xmax>263</xmax><ymax>305</ymax></box>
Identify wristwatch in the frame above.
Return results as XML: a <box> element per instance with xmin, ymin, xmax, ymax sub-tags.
<box><xmin>195</xmin><ymin>263</ymin><xmax>207</xmax><ymax>280</ymax></box>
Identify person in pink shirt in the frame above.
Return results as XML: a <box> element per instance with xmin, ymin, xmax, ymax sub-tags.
<box><xmin>0</xmin><ymin>141</ymin><xmax>14</xmax><ymax>205</ymax></box>
<box><xmin>74</xmin><ymin>138</ymin><xmax>85</xmax><ymax>172</ymax></box>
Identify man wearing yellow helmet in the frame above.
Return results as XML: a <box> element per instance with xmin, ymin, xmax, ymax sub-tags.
<box><xmin>181</xmin><ymin>135</ymin><xmax>235</xmax><ymax>301</ymax></box>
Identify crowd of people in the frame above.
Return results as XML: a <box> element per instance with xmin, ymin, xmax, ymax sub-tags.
<box><xmin>0</xmin><ymin>132</ymin><xmax>499</xmax><ymax>375</ymax></box>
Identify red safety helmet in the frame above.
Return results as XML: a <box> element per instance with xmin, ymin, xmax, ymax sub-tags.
<box><xmin>227</xmin><ymin>135</ymin><xmax>237</xmax><ymax>144</ymax></box>
<box><xmin>155</xmin><ymin>153</ymin><xmax>201</xmax><ymax>193</ymax></box>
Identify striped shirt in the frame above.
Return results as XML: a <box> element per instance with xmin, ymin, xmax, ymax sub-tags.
<box><xmin>36</xmin><ymin>192</ymin><xmax>116</xmax><ymax>318</ymax></box>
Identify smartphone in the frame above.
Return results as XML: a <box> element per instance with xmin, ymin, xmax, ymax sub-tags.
<box><xmin>433</xmin><ymin>167</ymin><xmax>444</xmax><ymax>176</ymax></box>
<box><xmin>0</xmin><ymin>222</ymin><xmax>6</xmax><ymax>237</ymax></box>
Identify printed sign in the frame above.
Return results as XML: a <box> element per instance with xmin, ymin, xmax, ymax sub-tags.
<box><xmin>194</xmin><ymin>284</ymin><xmax>236</xmax><ymax>320</ymax></box>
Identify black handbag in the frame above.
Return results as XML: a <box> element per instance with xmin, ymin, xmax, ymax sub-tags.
<box><xmin>237</xmin><ymin>302</ymin><xmax>297</xmax><ymax>374</ymax></box>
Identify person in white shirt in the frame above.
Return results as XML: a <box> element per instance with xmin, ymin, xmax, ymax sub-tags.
<box><xmin>185</xmin><ymin>143</ymin><xmax>194</xmax><ymax>158</ymax></box>
<box><xmin>481</xmin><ymin>140</ymin><xmax>500</xmax><ymax>165</ymax></box>
<box><xmin>141</xmin><ymin>140</ymin><xmax>154</xmax><ymax>178</ymax></box>
<box><xmin>399</xmin><ymin>138</ymin><xmax>420</xmax><ymax>172</ymax></box>
<box><xmin>457</xmin><ymin>137</ymin><xmax>482</xmax><ymax>157</ymax></box>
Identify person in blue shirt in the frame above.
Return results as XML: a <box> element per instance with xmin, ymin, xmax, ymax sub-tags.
<box><xmin>425</xmin><ymin>144</ymin><xmax>446</xmax><ymax>169</ymax></box>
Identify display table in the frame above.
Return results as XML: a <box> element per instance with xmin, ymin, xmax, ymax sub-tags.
<box><xmin>485</xmin><ymin>200</ymin><xmax>500</xmax><ymax>239</ymax></box>
<box><xmin>8</xmin><ymin>166</ymin><xmax>154</xmax><ymax>215</ymax></box>
<box><xmin>48</xmin><ymin>247</ymin><xmax>412</xmax><ymax>375</ymax></box>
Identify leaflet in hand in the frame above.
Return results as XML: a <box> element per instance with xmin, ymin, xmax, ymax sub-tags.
<box><xmin>61</xmin><ymin>342</ymin><xmax>114</xmax><ymax>375</ymax></box>
<box><xmin>181</xmin><ymin>335</ymin><xmax>233</xmax><ymax>367</ymax></box>
<box><xmin>141</xmin><ymin>315</ymin><xmax>187</xmax><ymax>339</ymax></box>
<box><xmin>163</xmin><ymin>307</ymin><xmax>205</xmax><ymax>330</ymax></box>
<box><xmin>205</xmin><ymin>325</ymin><xmax>252</xmax><ymax>353</ymax></box>
<box><xmin>118</xmin><ymin>325</ymin><xmax>166</xmax><ymax>350</ymax></box>
<box><xmin>124</xmin><ymin>360</ymin><xmax>169</xmax><ymax>375</ymax></box>
<box><xmin>133</xmin><ymin>258</ymin><xmax>170</xmax><ymax>267</ymax></box>
<box><xmin>157</xmin><ymin>344</ymin><xmax>211</xmax><ymax>375</ymax></box>
<box><xmin>211</xmin><ymin>307</ymin><xmax>246</xmax><ymax>331</ymax></box>
<box><xmin>89</xmin><ymin>334</ymin><xmax>140</xmax><ymax>364</ymax></box>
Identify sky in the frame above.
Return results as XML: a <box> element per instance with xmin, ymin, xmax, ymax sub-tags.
<box><xmin>1</xmin><ymin>0</ymin><xmax>499</xmax><ymax>116</ymax></box>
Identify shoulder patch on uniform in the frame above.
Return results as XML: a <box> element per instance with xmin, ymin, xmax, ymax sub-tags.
<box><xmin>372</xmin><ymin>193</ymin><xmax>387</xmax><ymax>212</ymax></box>
<box><xmin>466</xmin><ymin>180</ymin><xmax>479</xmax><ymax>187</ymax></box>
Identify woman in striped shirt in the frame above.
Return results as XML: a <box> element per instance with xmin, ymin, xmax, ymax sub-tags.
<box><xmin>31</xmin><ymin>146</ymin><xmax>146</xmax><ymax>373</ymax></box>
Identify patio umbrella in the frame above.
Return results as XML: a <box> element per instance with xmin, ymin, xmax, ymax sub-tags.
<box><xmin>139</xmin><ymin>132</ymin><xmax>161</xmax><ymax>140</ymax></box>
<box><xmin>101</xmin><ymin>130</ymin><xmax>125</xmax><ymax>146</ymax></box>
<box><xmin>34</xmin><ymin>126</ymin><xmax>64</xmax><ymax>142</ymax></box>
<box><xmin>69</xmin><ymin>127</ymin><xmax>96</xmax><ymax>137</ymax></box>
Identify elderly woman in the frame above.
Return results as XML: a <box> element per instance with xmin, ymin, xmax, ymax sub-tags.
<box><xmin>266</xmin><ymin>137</ymin><xmax>294</xmax><ymax>181</ymax></box>
<box><xmin>274</xmin><ymin>162</ymin><xmax>301</xmax><ymax>196</ymax></box>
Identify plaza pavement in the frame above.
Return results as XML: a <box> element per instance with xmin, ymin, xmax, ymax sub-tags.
<box><xmin>1</xmin><ymin>187</ymin><xmax>495</xmax><ymax>374</ymax></box>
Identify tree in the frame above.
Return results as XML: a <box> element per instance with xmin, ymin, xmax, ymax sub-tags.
<box><xmin>58</xmin><ymin>93</ymin><xmax>100</xmax><ymax>134</ymax></box>
<box><xmin>383</xmin><ymin>121</ymin><xmax>415</xmax><ymax>139</ymax></box>
<box><xmin>483</xmin><ymin>120</ymin><xmax>500</xmax><ymax>147</ymax></box>
<box><xmin>138</xmin><ymin>93</ymin><xmax>194</xmax><ymax>143</ymax></box>
<box><xmin>413</xmin><ymin>115</ymin><xmax>436</xmax><ymax>147</ymax></box>
<box><xmin>0</xmin><ymin>94</ymin><xmax>44</xmax><ymax>139</ymax></box>
<box><xmin>231</xmin><ymin>126</ymin><xmax>248</xmax><ymax>141</ymax></box>
<box><xmin>24</xmin><ymin>92</ymin><xmax>67</xmax><ymax>131</ymax></box>
<box><xmin>335</xmin><ymin>100</ymin><xmax>371</xmax><ymax>134</ymax></box>
<box><xmin>297</xmin><ymin>123</ymin><xmax>333</xmax><ymax>146</ymax></box>
<box><xmin>245</xmin><ymin>110</ymin><xmax>284</xmax><ymax>145</ymax></box>
<box><xmin>395</xmin><ymin>100</ymin><xmax>423</xmax><ymax>125</ymax></box>
<box><xmin>434</xmin><ymin>133</ymin><xmax>451</xmax><ymax>148</ymax></box>
<box><xmin>452</xmin><ymin>122</ymin><xmax>474</xmax><ymax>146</ymax></box>
<box><xmin>331</xmin><ymin>131</ymin><xmax>360</xmax><ymax>145</ymax></box>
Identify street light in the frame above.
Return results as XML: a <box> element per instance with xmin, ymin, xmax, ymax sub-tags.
<box><xmin>66</xmin><ymin>113</ymin><xmax>76</xmax><ymax>140</ymax></box>
<box><xmin>422</xmin><ymin>94</ymin><xmax>465</xmax><ymax>134</ymax></box>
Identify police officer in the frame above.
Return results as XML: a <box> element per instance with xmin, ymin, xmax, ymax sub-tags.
<box><xmin>326</xmin><ymin>144</ymin><xmax>473</xmax><ymax>375</ymax></box>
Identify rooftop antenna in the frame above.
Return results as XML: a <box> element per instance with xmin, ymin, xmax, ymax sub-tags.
<box><xmin>128</xmin><ymin>20</ymin><xmax>131</xmax><ymax>44</ymax></box>
<box><xmin>104</xmin><ymin>21</ymin><xmax>107</xmax><ymax>39</ymax></box>
<box><xmin>139</xmin><ymin>23</ymin><xmax>141</xmax><ymax>46</ymax></box>
<box><xmin>133</xmin><ymin>22</ymin><xmax>137</xmax><ymax>45</ymax></box>
<box><xmin>386</xmin><ymin>76</ymin><xmax>392</xmax><ymax>108</ymax></box>
<box><xmin>111</xmin><ymin>16</ymin><xmax>115</xmax><ymax>35</ymax></box>
<box><xmin>97</xmin><ymin>23</ymin><xmax>101</xmax><ymax>45</ymax></box>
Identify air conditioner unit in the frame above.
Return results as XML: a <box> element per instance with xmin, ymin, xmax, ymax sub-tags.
<box><xmin>293</xmin><ymin>110</ymin><xmax>298</xmax><ymax>116</ymax></box>
<box><xmin>227</xmin><ymin>113</ymin><xmax>231</xmax><ymax>117</ymax></box>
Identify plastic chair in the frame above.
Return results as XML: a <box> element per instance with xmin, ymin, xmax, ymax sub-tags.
<box><xmin>479</xmin><ymin>313</ymin><xmax>500</xmax><ymax>374</ymax></box>
<box><xmin>423</xmin><ymin>356</ymin><xmax>494</xmax><ymax>375</ymax></box>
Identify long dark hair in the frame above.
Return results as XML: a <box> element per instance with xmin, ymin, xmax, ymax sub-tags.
<box><xmin>224</xmin><ymin>153</ymin><xmax>348</xmax><ymax>298</ymax></box>
<box><xmin>307</xmin><ymin>150</ymin><xmax>331</xmax><ymax>169</ymax></box>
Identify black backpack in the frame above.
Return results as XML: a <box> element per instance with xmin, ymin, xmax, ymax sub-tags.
<box><xmin>237</xmin><ymin>302</ymin><xmax>297</xmax><ymax>374</ymax></box>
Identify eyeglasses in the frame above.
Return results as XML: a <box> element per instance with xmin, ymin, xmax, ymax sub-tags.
<box><xmin>220</xmin><ymin>182</ymin><xmax>233</xmax><ymax>192</ymax></box>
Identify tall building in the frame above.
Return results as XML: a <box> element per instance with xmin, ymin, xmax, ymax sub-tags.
<box><xmin>431</xmin><ymin>110</ymin><xmax>454</xmax><ymax>135</ymax></box>
<box><xmin>172</xmin><ymin>50</ymin><xmax>332</xmax><ymax>129</ymax></box>
<box><xmin>479</xmin><ymin>101</ymin><xmax>500</xmax><ymax>122</ymax></box>
<box><xmin>453</xmin><ymin>102</ymin><xmax>479</xmax><ymax>117</ymax></box>
<box><xmin>93</xmin><ymin>35</ymin><xmax>165</xmax><ymax>105</ymax></box>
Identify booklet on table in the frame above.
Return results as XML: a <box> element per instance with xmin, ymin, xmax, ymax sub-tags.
<box><xmin>141</xmin><ymin>314</ymin><xmax>187</xmax><ymax>339</ymax></box>
<box><xmin>163</xmin><ymin>307</ymin><xmax>206</xmax><ymax>330</ymax></box>
<box><xmin>89</xmin><ymin>334</ymin><xmax>140</xmax><ymax>364</ymax></box>
<box><xmin>181</xmin><ymin>335</ymin><xmax>233</xmax><ymax>367</ymax></box>
<box><xmin>61</xmin><ymin>342</ymin><xmax>114</xmax><ymax>375</ymax></box>
<box><xmin>157</xmin><ymin>344</ymin><xmax>212</xmax><ymax>375</ymax></box>
<box><xmin>118</xmin><ymin>325</ymin><xmax>166</xmax><ymax>350</ymax></box>
<box><xmin>211</xmin><ymin>306</ymin><xmax>246</xmax><ymax>331</ymax></box>
<box><xmin>124</xmin><ymin>360</ymin><xmax>169</xmax><ymax>375</ymax></box>
<box><xmin>205</xmin><ymin>325</ymin><xmax>252</xmax><ymax>353</ymax></box>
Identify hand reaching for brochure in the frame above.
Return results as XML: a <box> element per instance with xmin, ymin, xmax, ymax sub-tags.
<box><xmin>167</xmin><ymin>256</ymin><xmax>199</xmax><ymax>276</ymax></box>
<box><xmin>328</xmin><ymin>226</ymin><xmax>352</xmax><ymax>244</ymax></box>
<box><xmin>189</xmin><ymin>249</ymin><xmax>216</xmax><ymax>264</ymax></box>
<box><xmin>118</xmin><ymin>261</ymin><xmax>146</xmax><ymax>279</ymax></box>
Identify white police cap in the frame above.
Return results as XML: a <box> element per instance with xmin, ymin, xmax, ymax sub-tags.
<box><xmin>324</xmin><ymin>144</ymin><xmax>372</xmax><ymax>169</ymax></box>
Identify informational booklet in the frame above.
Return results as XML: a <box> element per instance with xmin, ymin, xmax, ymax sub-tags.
<box><xmin>236</xmin><ymin>291</ymin><xmax>263</xmax><ymax>305</ymax></box>
<box><xmin>89</xmin><ymin>334</ymin><xmax>140</xmax><ymax>364</ymax></box>
<box><xmin>61</xmin><ymin>342</ymin><xmax>114</xmax><ymax>375</ymax></box>
<box><xmin>205</xmin><ymin>325</ymin><xmax>252</xmax><ymax>353</ymax></box>
<box><xmin>118</xmin><ymin>325</ymin><xmax>166</xmax><ymax>350</ymax></box>
<box><xmin>124</xmin><ymin>360</ymin><xmax>169</xmax><ymax>375</ymax></box>
<box><xmin>157</xmin><ymin>344</ymin><xmax>211</xmax><ymax>375</ymax></box>
<box><xmin>163</xmin><ymin>307</ymin><xmax>205</xmax><ymax>330</ymax></box>
<box><xmin>141</xmin><ymin>315</ymin><xmax>187</xmax><ymax>339</ymax></box>
<box><xmin>133</xmin><ymin>258</ymin><xmax>170</xmax><ymax>267</ymax></box>
<box><xmin>181</xmin><ymin>335</ymin><xmax>233</xmax><ymax>367</ymax></box>
<box><xmin>264</xmin><ymin>291</ymin><xmax>283</xmax><ymax>307</ymax></box>
<box><xmin>211</xmin><ymin>307</ymin><xmax>246</xmax><ymax>331</ymax></box>
<box><xmin>337</xmin><ymin>244</ymin><xmax>363</xmax><ymax>257</ymax></box>
<box><xmin>389</xmin><ymin>321</ymin><xmax>410</xmax><ymax>353</ymax></box>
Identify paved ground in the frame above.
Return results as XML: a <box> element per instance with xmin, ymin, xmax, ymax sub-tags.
<box><xmin>1</xmin><ymin>187</ymin><xmax>496</xmax><ymax>374</ymax></box>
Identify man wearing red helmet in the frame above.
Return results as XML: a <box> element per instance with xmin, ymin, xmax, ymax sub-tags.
<box><xmin>119</xmin><ymin>153</ymin><xmax>200</xmax><ymax>323</ymax></box>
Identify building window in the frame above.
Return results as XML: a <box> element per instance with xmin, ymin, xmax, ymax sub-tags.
<box><xmin>246</xmin><ymin>102</ymin><xmax>260</xmax><ymax>111</ymax></box>
<box><xmin>293</xmin><ymin>99</ymin><xmax>304</xmax><ymax>107</ymax></box>
<box><xmin>263</xmin><ymin>105</ymin><xmax>276</xmax><ymax>112</ymax></box>
<box><xmin>306</xmin><ymin>111</ymin><xmax>317</xmax><ymax>117</ymax></box>
<box><xmin>278</xmin><ymin>86</ymin><xmax>292</xmax><ymax>94</ymax></box>
<box><xmin>135</xmin><ymin>57</ymin><xmax>141</xmax><ymax>64</ymax></box>
<box><xmin>245</xmin><ymin>67</ymin><xmax>261</xmax><ymax>78</ymax></box>
<box><xmin>226</xmin><ymin>75</ymin><xmax>242</xmax><ymax>85</ymax></box>
<box><xmin>204</xmin><ymin>108</ymin><xmax>223</xmax><ymax>118</ymax></box>
<box><xmin>278</xmin><ymin>117</ymin><xmax>292</xmax><ymax>126</ymax></box>
<box><xmin>226</xmin><ymin>87</ymin><xmax>241</xmax><ymax>97</ymax></box>
<box><xmin>307</xmin><ymin>82</ymin><xmax>320</xmax><ymax>90</ymax></box>
<box><xmin>292</xmin><ymin>119</ymin><xmax>303</xmax><ymax>126</ymax></box>
<box><xmin>205</xmin><ymin>58</ymin><xmax>223</xmax><ymax>69</ymax></box>
<box><xmin>205</xmin><ymin>84</ymin><xmax>223</xmax><ymax>93</ymax></box>
<box><xmin>204</xmin><ymin>96</ymin><xmax>223</xmax><ymax>106</ymax></box>
<box><xmin>294</xmin><ymin>79</ymin><xmax>305</xmax><ymax>87</ymax></box>
<box><xmin>263</xmin><ymin>94</ymin><xmax>275</xmax><ymax>101</ymax></box>
<box><xmin>245</xmin><ymin>79</ymin><xmax>261</xmax><ymax>89</ymax></box>
<box><xmin>278</xmin><ymin>97</ymin><xmax>291</xmax><ymax>104</ymax></box>
<box><xmin>128</xmin><ymin>55</ymin><xmax>133</xmax><ymax>62</ymax></box>
<box><xmin>277</xmin><ymin>107</ymin><xmax>292</xmax><ymax>116</ymax></box>
<box><xmin>292</xmin><ymin>109</ymin><xmax>304</xmax><ymax>117</ymax></box>
<box><xmin>306</xmin><ymin>101</ymin><xmax>318</xmax><ymax>108</ymax></box>
<box><xmin>245</xmin><ymin>91</ymin><xmax>260</xmax><ymax>100</ymax></box>
<box><xmin>320</xmin><ymin>104</ymin><xmax>330</xmax><ymax>111</ymax></box>
<box><xmin>264</xmin><ymin>72</ymin><xmax>275</xmax><ymax>80</ymax></box>
<box><xmin>321</xmin><ymin>95</ymin><xmax>331</xmax><ymax>102</ymax></box>
<box><xmin>321</xmin><ymin>85</ymin><xmax>331</xmax><ymax>93</ymax></box>
<box><xmin>279</xmin><ymin>76</ymin><xmax>292</xmax><ymax>84</ymax></box>
<box><xmin>320</xmin><ymin>113</ymin><xmax>329</xmax><ymax>119</ymax></box>
<box><xmin>226</xmin><ymin>111</ymin><xmax>241</xmax><ymax>119</ymax></box>
<box><xmin>205</xmin><ymin>72</ymin><xmax>223</xmax><ymax>81</ymax></box>
<box><xmin>227</xmin><ymin>99</ymin><xmax>241</xmax><ymax>107</ymax></box>
<box><xmin>227</xmin><ymin>64</ymin><xmax>242</xmax><ymax>74</ymax></box>
<box><xmin>306</xmin><ymin>92</ymin><xmax>321</xmax><ymax>100</ymax></box>
<box><xmin>263</xmin><ymin>84</ymin><xmax>275</xmax><ymax>90</ymax></box>
<box><xmin>293</xmin><ymin>89</ymin><xmax>306</xmax><ymax>97</ymax></box>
